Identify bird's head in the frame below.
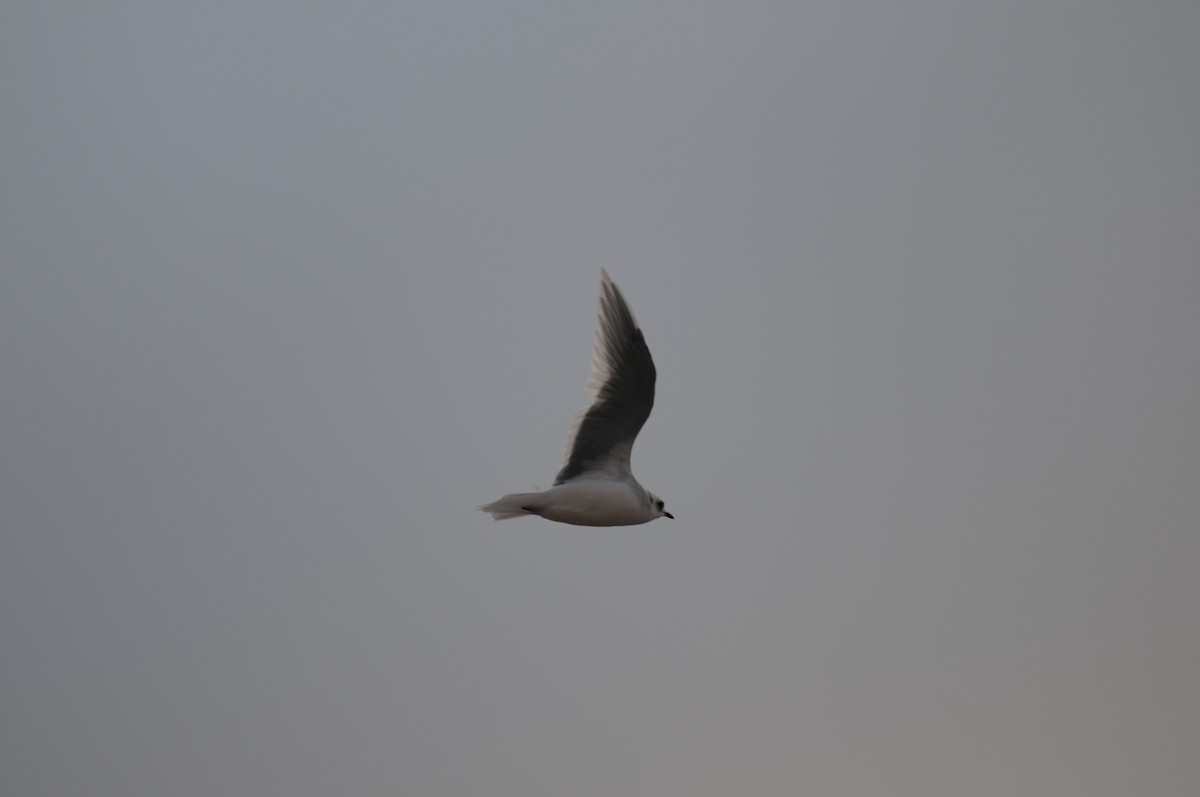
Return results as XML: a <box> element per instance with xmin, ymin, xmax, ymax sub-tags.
<box><xmin>649</xmin><ymin>492</ymin><xmax>674</xmax><ymax>520</ymax></box>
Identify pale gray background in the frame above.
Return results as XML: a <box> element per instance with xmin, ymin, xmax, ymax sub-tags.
<box><xmin>2</xmin><ymin>2</ymin><xmax>1198</xmax><ymax>795</ymax></box>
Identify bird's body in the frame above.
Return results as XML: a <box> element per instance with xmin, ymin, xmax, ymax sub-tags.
<box><xmin>481</xmin><ymin>270</ymin><xmax>672</xmax><ymax>526</ymax></box>
<box><xmin>481</xmin><ymin>479</ymin><xmax>654</xmax><ymax>527</ymax></box>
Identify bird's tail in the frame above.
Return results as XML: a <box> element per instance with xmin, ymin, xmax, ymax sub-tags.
<box><xmin>479</xmin><ymin>492</ymin><xmax>543</xmax><ymax>520</ymax></box>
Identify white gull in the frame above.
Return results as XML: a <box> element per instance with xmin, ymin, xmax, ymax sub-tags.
<box><xmin>481</xmin><ymin>270</ymin><xmax>672</xmax><ymax>526</ymax></box>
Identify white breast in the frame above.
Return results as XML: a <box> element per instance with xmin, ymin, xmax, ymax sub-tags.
<box><xmin>536</xmin><ymin>479</ymin><xmax>652</xmax><ymax>526</ymax></box>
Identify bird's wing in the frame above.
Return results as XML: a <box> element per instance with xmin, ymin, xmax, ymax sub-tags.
<box><xmin>554</xmin><ymin>269</ymin><xmax>657</xmax><ymax>484</ymax></box>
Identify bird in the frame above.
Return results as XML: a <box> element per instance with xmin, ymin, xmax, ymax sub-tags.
<box><xmin>481</xmin><ymin>269</ymin><xmax>673</xmax><ymax>526</ymax></box>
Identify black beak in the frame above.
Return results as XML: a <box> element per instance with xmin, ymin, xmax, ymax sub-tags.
<box><xmin>663</xmin><ymin>511</ymin><xmax>674</xmax><ymax>519</ymax></box>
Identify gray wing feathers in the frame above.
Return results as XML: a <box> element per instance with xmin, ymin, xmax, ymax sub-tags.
<box><xmin>555</xmin><ymin>270</ymin><xmax>657</xmax><ymax>484</ymax></box>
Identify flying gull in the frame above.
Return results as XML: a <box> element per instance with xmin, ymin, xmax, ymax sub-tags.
<box><xmin>481</xmin><ymin>269</ymin><xmax>673</xmax><ymax>525</ymax></box>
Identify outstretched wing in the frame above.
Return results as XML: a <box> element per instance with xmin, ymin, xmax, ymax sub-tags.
<box><xmin>555</xmin><ymin>269</ymin><xmax>657</xmax><ymax>484</ymax></box>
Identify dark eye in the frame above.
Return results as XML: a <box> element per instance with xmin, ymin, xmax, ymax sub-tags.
<box><xmin>656</xmin><ymin>500</ymin><xmax>664</xmax><ymax>510</ymax></box>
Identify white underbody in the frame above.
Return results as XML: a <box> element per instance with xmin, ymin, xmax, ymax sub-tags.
<box><xmin>538</xmin><ymin>479</ymin><xmax>653</xmax><ymax>526</ymax></box>
<box><xmin>482</xmin><ymin>477</ymin><xmax>655</xmax><ymax>526</ymax></box>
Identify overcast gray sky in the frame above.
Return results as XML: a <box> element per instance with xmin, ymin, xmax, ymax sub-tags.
<box><xmin>2</xmin><ymin>2</ymin><xmax>1198</xmax><ymax>795</ymax></box>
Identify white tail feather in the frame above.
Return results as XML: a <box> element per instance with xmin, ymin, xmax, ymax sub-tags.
<box><xmin>480</xmin><ymin>492</ymin><xmax>542</xmax><ymax>520</ymax></box>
